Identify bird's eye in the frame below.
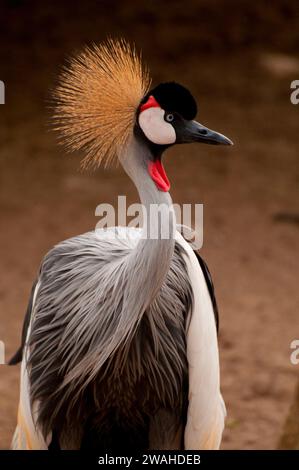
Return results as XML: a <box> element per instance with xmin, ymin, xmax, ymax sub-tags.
<box><xmin>165</xmin><ymin>113</ymin><xmax>174</xmax><ymax>123</ymax></box>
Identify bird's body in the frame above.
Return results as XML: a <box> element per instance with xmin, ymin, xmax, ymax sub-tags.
<box><xmin>12</xmin><ymin>227</ymin><xmax>224</xmax><ymax>450</ymax></box>
<box><xmin>22</xmin><ymin>229</ymin><xmax>191</xmax><ymax>450</ymax></box>
<box><xmin>10</xmin><ymin>39</ymin><xmax>231</xmax><ymax>450</ymax></box>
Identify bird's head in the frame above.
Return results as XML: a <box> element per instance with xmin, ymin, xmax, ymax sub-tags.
<box><xmin>136</xmin><ymin>82</ymin><xmax>232</xmax><ymax>191</ymax></box>
<box><xmin>53</xmin><ymin>39</ymin><xmax>232</xmax><ymax>192</ymax></box>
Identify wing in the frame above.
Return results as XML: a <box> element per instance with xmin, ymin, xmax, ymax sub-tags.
<box><xmin>10</xmin><ymin>228</ymin><xmax>141</xmax><ymax>450</ymax></box>
<box><xmin>8</xmin><ymin>278</ymin><xmax>39</xmax><ymax>365</ymax></box>
<box><xmin>193</xmin><ymin>251</ymin><xmax>219</xmax><ymax>333</ymax></box>
<box><xmin>10</xmin><ymin>279</ymin><xmax>49</xmax><ymax>450</ymax></box>
<box><xmin>175</xmin><ymin>232</ymin><xmax>226</xmax><ymax>450</ymax></box>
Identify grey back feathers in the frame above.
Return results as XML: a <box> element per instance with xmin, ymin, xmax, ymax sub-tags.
<box><xmin>28</xmin><ymin>230</ymin><xmax>193</xmax><ymax>449</ymax></box>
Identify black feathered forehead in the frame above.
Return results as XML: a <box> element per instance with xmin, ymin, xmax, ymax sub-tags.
<box><xmin>141</xmin><ymin>82</ymin><xmax>197</xmax><ymax>120</ymax></box>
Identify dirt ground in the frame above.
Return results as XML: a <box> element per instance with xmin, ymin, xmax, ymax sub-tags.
<box><xmin>0</xmin><ymin>1</ymin><xmax>299</xmax><ymax>450</ymax></box>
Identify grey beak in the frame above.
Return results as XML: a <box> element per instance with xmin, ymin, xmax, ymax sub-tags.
<box><xmin>180</xmin><ymin>120</ymin><xmax>233</xmax><ymax>146</ymax></box>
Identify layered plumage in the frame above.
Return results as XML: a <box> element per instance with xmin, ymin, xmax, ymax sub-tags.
<box><xmin>11</xmin><ymin>229</ymin><xmax>224</xmax><ymax>450</ymax></box>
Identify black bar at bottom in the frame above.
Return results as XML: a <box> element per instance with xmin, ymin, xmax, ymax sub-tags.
<box><xmin>0</xmin><ymin>450</ymin><xmax>298</xmax><ymax>468</ymax></box>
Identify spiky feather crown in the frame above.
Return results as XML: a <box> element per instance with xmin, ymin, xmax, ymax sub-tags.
<box><xmin>53</xmin><ymin>39</ymin><xmax>151</xmax><ymax>169</ymax></box>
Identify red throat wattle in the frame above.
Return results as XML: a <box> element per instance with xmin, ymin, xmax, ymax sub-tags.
<box><xmin>148</xmin><ymin>160</ymin><xmax>170</xmax><ymax>192</ymax></box>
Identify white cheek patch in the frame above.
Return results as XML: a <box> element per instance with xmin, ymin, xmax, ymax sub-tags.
<box><xmin>138</xmin><ymin>107</ymin><xmax>176</xmax><ymax>145</ymax></box>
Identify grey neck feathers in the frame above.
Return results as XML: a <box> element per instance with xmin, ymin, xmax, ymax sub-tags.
<box><xmin>120</xmin><ymin>137</ymin><xmax>176</xmax><ymax>306</ymax></box>
<box><xmin>104</xmin><ymin>138</ymin><xmax>176</xmax><ymax>369</ymax></box>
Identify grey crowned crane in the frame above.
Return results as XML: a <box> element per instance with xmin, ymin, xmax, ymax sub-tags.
<box><xmin>9</xmin><ymin>39</ymin><xmax>232</xmax><ymax>450</ymax></box>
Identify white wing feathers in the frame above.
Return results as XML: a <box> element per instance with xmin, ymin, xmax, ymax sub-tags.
<box><xmin>176</xmin><ymin>232</ymin><xmax>226</xmax><ymax>450</ymax></box>
<box><xmin>11</xmin><ymin>281</ymin><xmax>49</xmax><ymax>450</ymax></box>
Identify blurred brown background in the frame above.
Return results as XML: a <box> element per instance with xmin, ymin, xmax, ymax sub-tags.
<box><xmin>0</xmin><ymin>0</ymin><xmax>299</xmax><ymax>449</ymax></box>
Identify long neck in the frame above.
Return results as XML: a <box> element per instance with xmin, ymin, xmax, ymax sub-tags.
<box><xmin>122</xmin><ymin>137</ymin><xmax>176</xmax><ymax>308</ymax></box>
<box><xmin>77</xmin><ymin>138</ymin><xmax>177</xmax><ymax>376</ymax></box>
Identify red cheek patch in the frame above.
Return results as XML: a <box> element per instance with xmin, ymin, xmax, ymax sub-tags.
<box><xmin>148</xmin><ymin>160</ymin><xmax>170</xmax><ymax>192</ymax></box>
<box><xmin>140</xmin><ymin>95</ymin><xmax>160</xmax><ymax>112</ymax></box>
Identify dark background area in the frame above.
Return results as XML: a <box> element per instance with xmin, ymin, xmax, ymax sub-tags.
<box><xmin>0</xmin><ymin>0</ymin><xmax>299</xmax><ymax>449</ymax></box>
